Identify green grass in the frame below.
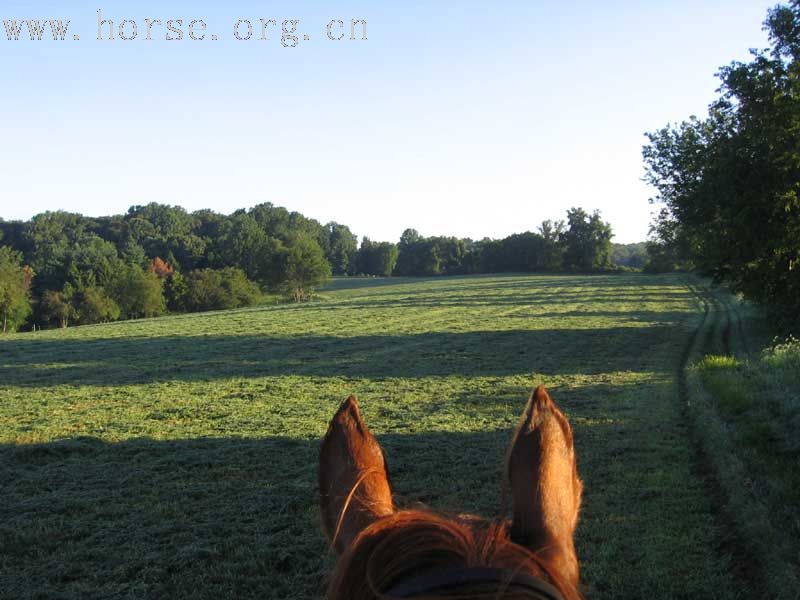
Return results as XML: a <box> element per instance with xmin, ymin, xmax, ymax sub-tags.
<box><xmin>692</xmin><ymin>333</ymin><xmax>800</xmax><ymax>599</ymax></box>
<box><xmin>0</xmin><ymin>274</ymin><xmax>743</xmax><ymax>599</ymax></box>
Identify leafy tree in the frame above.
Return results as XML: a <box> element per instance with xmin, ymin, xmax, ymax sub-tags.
<box><xmin>282</xmin><ymin>235</ymin><xmax>331</xmax><ymax>301</ymax></box>
<box><xmin>643</xmin><ymin>1</ymin><xmax>800</xmax><ymax>322</ymax></box>
<box><xmin>211</xmin><ymin>214</ymin><xmax>279</xmax><ymax>283</ymax></box>
<box><xmin>357</xmin><ymin>238</ymin><xmax>398</xmax><ymax>276</ymax></box>
<box><xmin>149</xmin><ymin>257</ymin><xmax>174</xmax><ymax>279</ymax></box>
<box><xmin>536</xmin><ymin>220</ymin><xmax>566</xmax><ymax>271</ymax></box>
<box><xmin>643</xmin><ymin>241</ymin><xmax>686</xmax><ymax>273</ymax></box>
<box><xmin>40</xmin><ymin>288</ymin><xmax>77</xmax><ymax>328</ymax></box>
<box><xmin>561</xmin><ymin>208</ymin><xmax>613</xmax><ymax>271</ymax></box>
<box><xmin>118</xmin><ymin>240</ymin><xmax>148</xmax><ymax>268</ymax></box>
<box><xmin>23</xmin><ymin>211</ymin><xmax>91</xmax><ymax>292</ymax></box>
<box><xmin>124</xmin><ymin>203</ymin><xmax>206</xmax><ymax>271</ymax></box>
<box><xmin>326</xmin><ymin>222</ymin><xmax>358</xmax><ymax>275</ymax></box>
<box><xmin>395</xmin><ymin>230</ymin><xmax>453</xmax><ymax>276</ymax></box>
<box><xmin>77</xmin><ymin>287</ymin><xmax>120</xmax><ymax>324</ymax></box>
<box><xmin>0</xmin><ymin>246</ymin><xmax>33</xmax><ymax>333</ymax></box>
<box><xmin>611</xmin><ymin>242</ymin><xmax>648</xmax><ymax>269</ymax></box>
<box><xmin>0</xmin><ymin>219</ymin><xmax>26</xmax><ymax>254</ymax></box>
<box><xmin>164</xmin><ymin>271</ymin><xmax>188</xmax><ymax>312</ymax></box>
<box><xmin>108</xmin><ymin>264</ymin><xmax>166</xmax><ymax>319</ymax></box>
<box><xmin>183</xmin><ymin>268</ymin><xmax>261</xmax><ymax>311</ymax></box>
<box><xmin>247</xmin><ymin>203</ymin><xmax>329</xmax><ymax>251</ymax></box>
<box><xmin>395</xmin><ymin>232</ymin><xmax>427</xmax><ymax>275</ymax></box>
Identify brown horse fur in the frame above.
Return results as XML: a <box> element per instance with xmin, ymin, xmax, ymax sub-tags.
<box><xmin>318</xmin><ymin>386</ymin><xmax>584</xmax><ymax>600</ymax></box>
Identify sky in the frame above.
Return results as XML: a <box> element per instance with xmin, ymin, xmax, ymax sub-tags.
<box><xmin>0</xmin><ymin>1</ymin><xmax>776</xmax><ymax>243</ymax></box>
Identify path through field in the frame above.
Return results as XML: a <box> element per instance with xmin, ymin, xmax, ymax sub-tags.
<box><xmin>0</xmin><ymin>274</ymin><xmax>742</xmax><ymax>599</ymax></box>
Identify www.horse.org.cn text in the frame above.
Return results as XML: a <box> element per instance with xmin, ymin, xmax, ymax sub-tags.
<box><xmin>1</xmin><ymin>10</ymin><xmax>369</xmax><ymax>47</ymax></box>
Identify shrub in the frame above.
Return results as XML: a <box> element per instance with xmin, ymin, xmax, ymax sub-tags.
<box><xmin>183</xmin><ymin>268</ymin><xmax>260</xmax><ymax>312</ymax></box>
<box><xmin>78</xmin><ymin>287</ymin><xmax>121</xmax><ymax>324</ymax></box>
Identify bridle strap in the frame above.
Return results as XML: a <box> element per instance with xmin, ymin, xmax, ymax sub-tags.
<box><xmin>384</xmin><ymin>566</ymin><xmax>564</xmax><ymax>599</ymax></box>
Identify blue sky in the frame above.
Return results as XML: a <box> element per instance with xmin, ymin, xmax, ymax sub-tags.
<box><xmin>0</xmin><ymin>1</ymin><xmax>775</xmax><ymax>243</ymax></box>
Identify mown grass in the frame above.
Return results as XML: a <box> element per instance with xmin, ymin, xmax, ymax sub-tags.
<box><xmin>0</xmin><ymin>274</ymin><xmax>742</xmax><ymax>599</ymax></box>
<box><xmin>692</xmin><ymin>331</ymin><xmax>800</xmax><ymax>598</ymax></box>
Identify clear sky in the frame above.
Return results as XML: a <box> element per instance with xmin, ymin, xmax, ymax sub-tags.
<box><xmin>0</xmin><ymin>1</ymin><xmax>775</xmax><ymax>243</ymax></box>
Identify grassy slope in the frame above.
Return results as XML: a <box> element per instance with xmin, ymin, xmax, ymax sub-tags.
<box><xmin>0</xmin><ymin>274</ymin><xmax>740</xmax><ymax>599</ymax></box>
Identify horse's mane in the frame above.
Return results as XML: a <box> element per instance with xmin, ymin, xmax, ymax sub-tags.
<box><xmin>326</xmin><ymin>509</ymin><xmax>583</xmax><ymax>600</ymax></box>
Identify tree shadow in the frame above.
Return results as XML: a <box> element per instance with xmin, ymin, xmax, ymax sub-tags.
<box><xmin>0</xmin><ymin>326</ymin><xmax>682</xmax><ymax>387</ymax></box>
<box><xmin>1</xmin><ymin>429</ymin><xmax>525</xmax><ymax>600</ymax></box>
<box><xmin>0</xmin><ymin>407</ymin><xmax>626</xmax><ymax>600</ymax></box>
<box><xmin>324</xmin><ymin>273</ymin><xmax>689</xmax><ymax>297</ymax></box>
<box><xmin>0</xmin><ymin>377</ymin><xmax>718</xmax><ymax>600</ymax></box>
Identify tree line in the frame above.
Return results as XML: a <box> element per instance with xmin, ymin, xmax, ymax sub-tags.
<box><xmin>643</xmin><ymin>1</ymin><xmax>800</xmax><ymax>327</ymax></box>
<box><xmin>0</xmin><ymin>202</ymin><xmax>621</xmax><ymax>332</ymax></box>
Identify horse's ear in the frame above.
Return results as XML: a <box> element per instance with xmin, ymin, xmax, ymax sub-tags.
<box><xmin>319</xmin><ymin>395</ymin><xmax>394</xmax><ymax>554</ymax></box>
<box><xmin>507</xmin><ymin>386</ymin><xmax>582</xmax><ymax>587</ymax></box>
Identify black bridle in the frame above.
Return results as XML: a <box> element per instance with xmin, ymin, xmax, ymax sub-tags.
<box><xmin>384</xmin><ymin>566</ymin><xmax>565</xmax><ymax>599</ymax></box>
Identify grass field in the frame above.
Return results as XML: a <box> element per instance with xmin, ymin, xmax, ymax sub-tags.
<box><xmin>685</xmin><ymin>289</ymin><xmax>800</xmax><ymax>600</ymax></box>
<box><xmin>0</xmin><ymin>273</ymin><xmax>755</xmax><ymax>599</ymax></box>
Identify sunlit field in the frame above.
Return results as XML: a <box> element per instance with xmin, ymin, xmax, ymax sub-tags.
<box><xmin>1</xmin><ymin>274</ymin><xmax>746</xmax><ymax>599</ymax></box>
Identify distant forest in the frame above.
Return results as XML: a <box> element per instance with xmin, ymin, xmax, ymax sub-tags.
<box><xmin>0</xmin><ymin>203</ymin><xmax>645</xmax><ymax>331</ymax></box>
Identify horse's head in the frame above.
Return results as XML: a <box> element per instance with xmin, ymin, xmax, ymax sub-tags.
<box><xmin>318</xmin><ymin>386</ymin><xmax>583</xmax><ymax>600</ymax></box>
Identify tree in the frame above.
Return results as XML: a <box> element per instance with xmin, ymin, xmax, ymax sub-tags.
<box><xmin>643</xmin><ymin>2</ymin><xmax>800</xmax><ymax>322</ymax></box>
<box><xmin>40</xmin><ymin>288</ymin><xmax>77</xmax><ymax>328</ymax></box>
<box><xmin>326</xmin><ymin>222</ymin><xmax>358</xmax><ymax>275</ymax></box>
<box><xmin>357</xmin><ymin>238</ymin><xmax>398</xmax><ymax>276</ymax></box>
<box><xmin>0</xmin><ymin>246</ymin><xmax>33</xmax><ymax>333</ymax></box>
<box><xmin>108</xmin><ymin>264</ymin><xmax>166</xmax><ymax>319</ymax></box>
<box><xmin>149</xmin><ymin>257</ymin><xmax>174</xmax><ymax>279</ymax></box>
<box><xmin>212</xmin><ymin>214</ymin><xmax>266</xmax><ymax>277</ymax></box>
<box><xmin>282</xmin><ymin>235</ymin><xmax>331</xmax><ymax>301</ymax></box>
<box><xmin>77</xmin><ymin>287</ymin><xmax>121</xmax><ymax>324</ymax></box>
<box><xmin>182</xmin><ymin>268</ymin><xmax>261</xmax><ymax>312</ymax></box>
<box><xmin>124</xmin><ymin>203</ymin><xmax>206</xmax><ymax>271</ymax></box>
<box><xmin>164</xmin><ymin>271</ymin><xmax>188</xmax><ymax>312</ymax></box>
<box><xmin>561</xmin><ymin>208</ymin><xmax>613</xmax><ymax>271</ymax></box>
<box><xmin>611</xmin><ymin>242</ymin><xmax>648</xmax><ymax>269</ymax></box>
<box><xmin>536</xmin><ymin>220</ymin><xmax>566</xmax><ymax>271</ymax></box>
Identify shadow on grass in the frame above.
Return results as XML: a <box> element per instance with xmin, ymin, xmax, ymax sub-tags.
<box><xmin>0</xmin><ymin>430</ymin><xmax>522</xmax><ymax>600</ymax></box>
<box><xmin>333</xmin><ymin>294</ymin><xmax>693</xmax><ymax>310</ymax></box>
<box><xmin>0</xmin><ymin>326</ymin><xmax>681</xmax><ymax>386</ymax></box>
<box><xmin>2</xmin><ymin>372</ymin><xmax>732</xmax><ymax>600</ymax></box>
<box><xmin>323</xmin><ymin>273</ymin><xmax>687</xmax><ymax>295</ymax></box>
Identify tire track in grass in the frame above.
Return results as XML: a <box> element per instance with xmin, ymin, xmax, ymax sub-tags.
<box><xmin>681</xmin><ymin>280</ymin><xmax>765</xmax><ymax>597</ymax></box>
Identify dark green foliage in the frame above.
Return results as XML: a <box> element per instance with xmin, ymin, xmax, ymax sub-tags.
<box><xmin>108</xmin><ymin>264</ymin><xmax>166</xmax><ymax>319</ymax></box>
<box><xmin>24</xmin><ymin>211</ymin><xmax>101</xmax><ymax>292</ymax></box>
<box><xmin>210</xmin><ymin>213</ymin><xmax>277</xmax><ymax>282</ymax></box>
<box><xmin>40</xmin><ymin>288</ymin><xmax>77</xmax><ymax>329</ymax></box>
<box><xmin>125</xmin><ymin>203</ymin><xmax>206</xmax><ymax>271</ymax></box>
<box><xmin>0</xmin><ymin>246</ymin><xmax>32</xmax><ymax>333</ymax></box>
<box><xmin>536</xmin><ymin>220</ymin><xmax>567</xmax><ymax>271</ymax></box>
<box><xmin>0</xmin><ymin>201</ymin><xmax>628</xmax><ymax>328</ymax></box>
<box><xmin>281</xmin><ymin>235</ymin><xmax>331</xmax><ymax>301</ymax></box>
<box><xmin>357</xmin><ymin>238</ymin><xmax>398</xmax><ymax>276</ymax></box>
<box><xmin>182</xmin><ymin>268</ymin><xmax>261</xmax><ymax>311</ymax></box>
<box><xmin>395</xmin><ymin>231</ymin><xmax>472</xmax><ymax>276</ymax></box>
<box><xmin>611</xmin><ymin>242</ymin><xmax>648</xmax><ymax>269</ymax></box>
<box><xmin>561</xmin><ymin>208</ymin><xmax>613</xmax><ymax>271</ymax></box>
<box><xmin>480</xmin><ymin>231</ymin><xmax>560</xmax><ymax>273</ymax></box>
<box><xmin>643</xmin><ymin>1</ymin><xmax>800</xmax><ymax>325</ymax></box>
<box><xmin>77</xmin><ymin>287</ymin><xmax>121</xmax><ymax>324</ymax></box>
<box><xmin>643</xmin><ymin>241</ymin><xmax>687</xmax><ymax>273</ymax></box>
<box><xmin>392</xmin><ymin>215</ymin><xmax>613</xmax><ymax>276</ymax></box>
<box><xmin>164</xmin><ymin>271</ymin><xmax>189</xmax><ymax>312</ymax></box>
<box><xmin>326</xmin><ymin>222</ymin><xmax>358</xmax><ymax>275</ymax></box>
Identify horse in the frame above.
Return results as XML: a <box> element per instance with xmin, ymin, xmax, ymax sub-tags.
<box><xmin>318</xmin><ymin>385</ymin><xmax>584</xmax><ymax>600</ymax></box>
